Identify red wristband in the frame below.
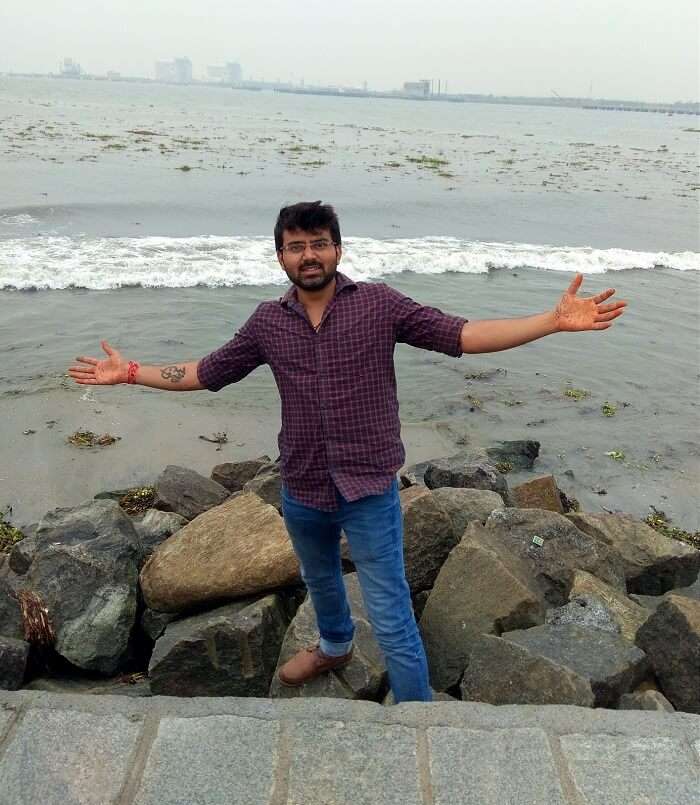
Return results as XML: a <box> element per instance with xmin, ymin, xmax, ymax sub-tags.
<box><xmin>126</xmin><ymin>360</ymin><xmax>140</xmax><ymax>384</ymax></box>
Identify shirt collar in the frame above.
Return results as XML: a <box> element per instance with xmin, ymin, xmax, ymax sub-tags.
<box><xmin>280</xmin><ymin>270</ymin><xmax>356</xmax><ymax>307</ymax></box>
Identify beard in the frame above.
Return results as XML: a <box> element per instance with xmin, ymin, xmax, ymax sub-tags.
<box><xmin>284</xmin><ymin>257</ymin><xmax>338</xmax><ymax>291</ymax></box>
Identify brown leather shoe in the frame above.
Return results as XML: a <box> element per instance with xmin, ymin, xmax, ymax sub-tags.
<box><xmin>277</xmin><ymin>643</ymin><xmax>353</xmax><ymax>687</ymax></box>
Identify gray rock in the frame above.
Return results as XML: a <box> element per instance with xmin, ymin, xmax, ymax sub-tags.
<box><xmin>140</xmin><ymin>608</ymin><xmax>180</xmax><ymax>641</ymax></box>
<box><xmin>568</xmin><ymin>570</ymin><xmax>650</xmax><ymax>642</ymax></box>
<box><xmin>461</xmin><ymin>634</ymin><xmax>595</xmax><ymax>707</ymax></box>
<box><xmin>546</xmin><ymin>595</ymin><xmax>622</xmax><ymax>635</ymax></box>
<box><xmin>133</xmin><ymin>509</ymin><xmax>187</xmax><ymax>560</ymax></box>
<box><xmin>671</xmin><ymin>575</ymin><xmax>700</xmax><ymax>601</ymax></box>
<box><xmin>8</xmin><ymin>530</ymin><xmax>39</xmax><ymax>575</ymax></box>
<box><xmin>423</xmin><ymin>454</ymin><xmax>511</xmax><ymax>502</ymax></box>
<box><xmin>412</xmin><ymin>590</ymin><xmax>430</xmax><ymax>621</ymax></box>
<box><xmin>153</xmin><ymin>465</ymin><xmax>229</xmax><ymax>521</ymax></box>
<box><xmin>484</xmin><ymin>439</ymin><xmax>540</xmax><ymax>470</ymax></box>
<box><xmin>149</xmin><ymin>594</ymin><xmax>288</xmax><ymax>696</ymax></box>
<box><xmin>635</xmin><ymin>594</ymin><xmax>700</xmax><ymax>713</ymax></box>
<box><xmin>23</xmin><ymin>674</ymin><xmax>152</xmax><ymax>697</ymax></box>
<box><xmin>502</xmin><ymin>623</ymin><xmax>649</xmax><ymax>707</ymax></box>
<box><xmin>242</xmin><ymin>462</ymin><xmax>282</xmax><ymax>511</ymax></box>
<box><xmin>420</xmin><ymin>534</ymin><xmax>544</xmax><ymax>691</ymax></box>
<box><xmin>23</xmin><ymin>499</ymin><xmax>142</xmax><ymax>673</ymax></box>
<box><xmin>0</xmin><ymin>635</ymin><xmax>29</xmax><ymax>690</ymax></box>
<box><xmin>430</xmin><ymin>487</ymin><xmax>505</xmax><ymax>538</ymax></box>
<box><xmin>618</xmin><ymin>690</ymin><xmax>675</xmax><ymax>712</ymax></box>
<box><xmin>270</xmin><ymin>573</ymin><xmax>387</xmax><ymax>701</ymax></box>
<box><xmin>629</xmin><ymin>593</ymin><xmax>666</xmax><ymax>610</ymax></box>
<box><xmin>211</xmin><ymin>456</ymin><xmax>271</xmax><ymax>492</ymax></box>
<box><xmin>568</xmin><ymin>512</ymin><xmax>700</xmax><ymax>595</ymax></box>
<box><xmin>468</xmin><ymin>508</ymin><xmax>626</xmax><ymax>606</ymax></box>
<box><xmin>0</xmin><ymin>578</ymin><xmax>24</xmax><ymax>640</ymax></box>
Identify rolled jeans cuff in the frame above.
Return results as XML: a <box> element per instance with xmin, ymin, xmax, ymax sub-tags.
<box><xmin>319</xmin><ymin>637</ymin><xmax>354</xmax><ymax>657</ymax></box>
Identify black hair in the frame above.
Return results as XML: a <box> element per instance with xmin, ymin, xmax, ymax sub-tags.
<box><xmin>274</xmin><ymin>201</ymin><xmax>341</xmax><ymax>251</ymax></box>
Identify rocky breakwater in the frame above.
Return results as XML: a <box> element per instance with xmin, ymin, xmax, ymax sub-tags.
<box><xmin>1</xmin><ymin>440</ymin><xmax>699</xmax><ymax>715</ymax></box>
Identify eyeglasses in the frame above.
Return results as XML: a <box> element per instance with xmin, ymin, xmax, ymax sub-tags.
<box><xmin>280</xmin><ymin>239</ymin><xmax>337</xmax><ymax>255</ymax></box>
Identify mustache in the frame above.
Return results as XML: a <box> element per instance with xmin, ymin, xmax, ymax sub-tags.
<box><xmin>299</xmin><ymin>262</ymin><xmax>323</xmax><ymax>270</ymax></box>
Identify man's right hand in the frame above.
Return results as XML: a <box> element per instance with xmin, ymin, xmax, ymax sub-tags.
<box><xmin>68</xmin><ymin>340</ymin><xmax>128</xmax><ymax>385</ymax></box>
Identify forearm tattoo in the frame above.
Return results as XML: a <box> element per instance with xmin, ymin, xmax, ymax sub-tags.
<box><xmin>161</xmin><ymin>365</ymin><xmax>186</xmax><ymax>383</ymax></box>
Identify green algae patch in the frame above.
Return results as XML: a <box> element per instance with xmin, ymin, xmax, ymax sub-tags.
<box><xmin>602</xmin><ymin>401</ymin><xmax>617</xmax><ymax>417</ymax></box>
<box><xmin>495</xmin><ymin>461</ymin><xmax>513</xmax><ymax>474</ymax></box>
<box><xmin>119</xmin><ymin>486</ymin><xmax>156</xmax><ymax>516</ymax></box>
<box><xmin>67</xmin><ymin>429</ymin><xmax>120</xmax><ymax>448</ymax></box>
<box><xmin>645</xmin><ymin>509</ymin><xmax>700</xmax><ymax>549</ymax></box>
<box><xmin>564</xmin><ymin>387</ymin><xmax>591</xmax><ymax>401</ymax></box>
<box><xmin>0</xmin><ymin>515</ymin><xmax>25</xmax><ymax>554</ymax></box>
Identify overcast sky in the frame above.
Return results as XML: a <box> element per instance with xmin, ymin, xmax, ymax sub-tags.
<box><xmin>2</xmin><ymin>1</ymin><xmax>698</xmax><ymax>102</ymax></box>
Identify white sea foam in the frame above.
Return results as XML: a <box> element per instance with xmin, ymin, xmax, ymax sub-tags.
<box><xmin>0</xmin><ymin>235</ymin><xmax>697</xmax><ymax>290</ymax></box>
<box><xmin>0</xmin><ymin>214</ymin><xmax>39</xmax><ymax>227</ymax></box>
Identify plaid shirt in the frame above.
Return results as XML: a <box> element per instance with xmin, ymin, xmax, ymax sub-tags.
<box><xmin>197</xmin><ymin>272</ymin><xmax>467</xmax><ymax>511</ymax></box>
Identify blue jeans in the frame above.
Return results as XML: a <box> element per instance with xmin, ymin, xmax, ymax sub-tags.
<box><xmin>280</xmin><ymin>478</ymin><xmax>432</xmax><ymax>703</ymax></box>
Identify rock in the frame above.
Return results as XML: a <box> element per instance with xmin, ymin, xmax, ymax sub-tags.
<box><xmin>423</xmin><ymin>454</ymin><xmax>511</xmax><ymax>502</ymax></box>
<box><xmin>211</xmin><ymin>456</ymin><xmax>271</xmax><ymax>493</ymax></box>
<box><xmin>430</xmin><ymin>487</ymin><xmax>505</xmax><ymax>538</ymax></box>
<box><xmin>466</xmin><ymin>508</ymin><xmax>626</xmax><ymax>607</ymax></box>
<box><xmin>23</xmin><ymin>499</ymin><xmax>142</xmax><ymax>674</ymax></box>
<box><xmin>629</xmin><ymin>594</ymin><xmax>666</xmax><ymax>611</ymax></box>
<box><xmin>270</xmin><ymin>573</ymin><xmax>387</xmax><ymax>701</ymax></box>
<box><xmin>569</xmin><ymin>570</ymin><xmax>650</xmax><ymax>642</ymax></box>
<box><xmin>502</xmin><ymin>623</ymin><xmax>649</xmax><ymax>707</ymax></box>
<box><xmin>382</xmin><ymin>688</ymin><xmax>456</xmax><ymax>705</ymax></box>
<box><xmin>140</xmin><ymin>492</ymin><xmax>300</xmax><ymax>612</ymax></box>
<box><xmin>412</xmin><ymin>590</ymin><xmax>430</xmax><ymax>621</ymax></box>
<box><xmin>420</xmin><ymin>535</ymin><xmax>544</xmax><ymax>692</ymax></box>
<box><xmin>149</xmin><ymin>594</ymin><xmax>288</xmax><ymax>696</ymax></box>
<box><xmin>24</xmin><ymin>674</ymin><xmax>152</xmax><ymax>698</ymax></box>
<box><xmin>0</xmin><ymin>635</ymin><xmax>30</xmax><ymax>690</ymax></box>
<box><xmin>461</xmin><ymin>634</ymin><xmax>595</xmax><ymax>707</ymax></box>
<box><xmin>546</xmin><ymin>595</ymin><xmax>621</xmax><ymax>635</ymax></box>
<box><xmin>512</xmin><ymin>476</ymin><xmax>564</xmax><ymax>514</ymax></box>
<box><xmin>484</xmin><ymin>439</ymin><xmax>540</xmax><ymax>470</ymax></box>
<box><xmin>140</xmin><ymin>608</ymin><xmax>179</xmax><ymax>641</ymax></box>
<box><xmin>567</xmin><ymin>512</ymin><xmax>700</xmax><ymax>595</ymax></box>
<box><xmin>0</xmin><ymin>579</ymin><xmax>24</xmax><ymax>640</ymax></box>
<box><xmin>635</xmin><ymin>594</ymin><xmax>700</xmax><ymax>713</ymax></box>
<box><xmin>153</xmin><ymin>465</ymin><xmax>229</xmax><ymax>521</ymax></box>
<box><xmin>242</xmin><ymin>462</ymin><xmax>282</xmax><ymax>511</ymax></box>
<box><xmin>8</xmin><ymin>530</ymin><xmax>39</xmax><ymax>575</ymax></box>
<box><xmin>398</xmin><ymin>486</ymin><xmax>460</xmax><ymax>594</ymax></box>
<box><xmin>133</xmin><ymin>509</ymin><xmax>187</xmax><ymax>560</ymax></box>
<box><xmin>671</xmin><ymin>575</ymin><xmax>700</xmax><ymax>601</ymax></box>
<box><xmin>618</xmin><ymin>690</ymin><xmax>675</xmax><ymax>712</ymax></box>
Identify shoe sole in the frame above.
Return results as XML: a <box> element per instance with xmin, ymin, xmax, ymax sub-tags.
<box><xmin>277</xmin><ymin>655</ymin><xmax>353</xmax><ymax>688</ymax></box>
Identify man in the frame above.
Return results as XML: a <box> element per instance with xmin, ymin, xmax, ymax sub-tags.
<box><xmin>69</xmin><ymin>200</ymin><xmax>627</xmax><ymax>703</ymax></box>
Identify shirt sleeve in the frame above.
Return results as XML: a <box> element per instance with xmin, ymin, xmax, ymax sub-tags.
<box><xmin>196</xmin><ymin>308</ymin><xmax>266</xmax><ymax>392</ymax></box>
<box><xmin>386</xmin><ymin>285</ymin><xmax>467</xmax><ymax>357</ymax></box>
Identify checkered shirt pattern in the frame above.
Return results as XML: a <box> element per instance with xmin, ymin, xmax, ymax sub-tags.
<box><xmin>197</xmin><ymin>272</ymin><xmax>467</xmax><ymax>511</ymax></box>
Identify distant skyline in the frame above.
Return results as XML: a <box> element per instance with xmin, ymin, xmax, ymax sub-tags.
<box><xmin>2</xmin><ymin>1</ymin><xmax>698</xmax><ymax>103</ymax></box>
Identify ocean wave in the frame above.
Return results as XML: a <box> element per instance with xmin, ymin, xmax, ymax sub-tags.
<box><xmin>0</xmin><ymin>235</ymin><xmax>697</xmax><ymax>290</ymax></box>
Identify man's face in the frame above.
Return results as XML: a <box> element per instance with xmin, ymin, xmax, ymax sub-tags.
<box><xmin>277</xmin><ymin>227</ymin><xmax>341</xmax><ymax>292</ymax></box>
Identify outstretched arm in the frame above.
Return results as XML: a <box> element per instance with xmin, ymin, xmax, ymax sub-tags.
<box><xmin>459</xmin><ymin>273</ymin><xmax>627</xmax><ymax>354</ymax></box>
<box><xmin>68</xmin><ymin>341</ymin><xmax>205</xmax><ymax>390</ymax></box>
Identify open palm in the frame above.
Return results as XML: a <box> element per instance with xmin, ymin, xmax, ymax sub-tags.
<box><xmin>554</xmin><ymin>274</ymin><xmax>627</xmax><ymax>332</ymax></box>
<box><xmin>68</xmin><ymin>341</ymin><xmax>127</xmax><ymax>385</ymax></box>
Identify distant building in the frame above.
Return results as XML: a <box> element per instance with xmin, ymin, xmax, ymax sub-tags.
<box><xmin>106</xmin><ymin>71</ymin><xmax>121</xmax><ymax>80</ymax></box>
<box><xmin>60</xmin><ymin>58</ymin><xmax>81</xmax><ymax>77</ymax></box>
<box><xmin>403</xmin><ymin>79</ymin><xmax>431</xmax><ymax>97</ymax></box>
<box><xmin>225</xmin><ymin>62</ymin><xmax>242</xmax><ymax>83</ymax></box>
<box><xmin>155</xmin><ymin>58</ymin><xmax>192</xmax><ymax>84</ymax></box>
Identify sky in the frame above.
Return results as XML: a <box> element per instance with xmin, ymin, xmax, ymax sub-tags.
<box><xmin>2</xmin><ymin>0</ymin><xmax>698</xmax><ymax>102</ymax></box>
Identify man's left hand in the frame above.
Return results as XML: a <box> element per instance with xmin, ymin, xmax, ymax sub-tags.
<box><xmin>553</xmin><ymin>273</ymin><xmax>627</xmax><ymax>332</ymax></box>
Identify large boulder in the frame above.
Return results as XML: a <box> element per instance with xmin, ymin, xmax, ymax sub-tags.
<box><xmin>484</xmin><ymin>439</ymin><xmax>540</xmax><ymax>470</ymax></box>
<box><xmin>429</xmin><ymin>487</ymin><xmax>505</xmax><ymax>538</ymax></box>
<box><xmin>211</xmin><ymin>456</ymin><xmax>271</xmax><ymax>493</ymax></box>
<box><xmin>545</xmin><ymin>596</ymin><xmax>622</xmax><ymax>635</ymax></box>
<box><xmin>501</xmin><ymin>623</ymin><xmax>649</xmax><ymax>707</ymax></box>
<box><xmin>618</xmin><ymin>689</ymin><xmax>675</xmax><ymax>712</ymax></box>
<box><xmin>423</xmin><ymin>455</ymin><xmax>511</xmax><ymax>502</ymax></box>
<box><xmin>243</xmin><ymin>461</ymin><xmax>282</xmax><ymax>511</ymax></box>
<box><xmin>398</xmin><ymin>486</ymin><xmax>460</xmax><ymax>594</ymax></box>
<box><xmin>0</xmin><ymin>579</ymin><xmax>24</xmax><ymax>640</ymax></box>
<box><xmin>140</xmin><ymin>492</ymin><xmax>300</xmax><ymax>612</ymax></box>
<box><xmin>419</xmin><ymin>535</ymin><xmax>544</xmax><ymax>691</ymax></box>
<box><xmin>133</xmin><ymin>509</ymin><xmax>187</xmax><ymax>561</ymax></box>
<box><xmin>153</xmin><ymin>465</ymin><xmax>229</xmax><ymax>521</ymax></box>
<box><xmin>461</xmin><ymin>634</ymin><xmax>595</xmax><ymax>707</ymax></box>
<box><xmin>22</xmin><ymin>499</ymin><xmax>142</xmax><ymax>673</ymax></box>
<box><xmin>512</xmin><ymin>475</ymin><xmax>564</xmax><ymax>514</ymax></box>
<box><xmin>7</xmin><ymin>529</ymin><xmax>39</xmax><ymax>575</ymax></box>
<box><xmin>568</xmin><ymin>569</ymin><xmax>650</xmax><ymax>642</ymax></box>
<box><xmin>0</xmin><ymin>635</ymin><xmax>30</xmax><ymax>690</ymax></box>
<box><xmin>567</xmin><ymin>513</ymin><xmax>700</xmax><ymax>595</ymax></box>
<box><xmin>465</xmin><ymin>508</ymin><xmax>626</xmax><ymax>607</ymax></box>
<box><xmin>635</xmin><ymin>594</ymin><xmax>700</xmax><ymax>713</ymax></box>
<box><xmin>270</xmin><ymin>573</ymin><xmax>387</xmax><ymax>701</ymax></box>
<box><xmin>148</xmin><ymin>594</ymin><xmax>288</xmax><ymax>696</ymax></box>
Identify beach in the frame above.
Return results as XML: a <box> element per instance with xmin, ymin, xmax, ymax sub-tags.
<box><xmin>1</xmin><ymin>77</ymin><xmax>698</xmax><ymax>529</ymax></box>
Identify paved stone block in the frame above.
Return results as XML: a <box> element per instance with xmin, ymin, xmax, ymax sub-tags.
<box><xmin>0</xmin><ymin>707</ymin><xmax>142</xmax><ymax>805</ymax></box>
<box><xmin>560</xmin><ymin>734</ymin><xmax>700</xmax><ymax>805</ymax></box>
<box><xmin>134</xmin><ymin>715</ymin><xmax>279</xmax><ymax>805</ymax></box>
<box><xmin>428</xmin><ymin>727</ymin><xmax>566</xmax><ymax>805</ymax></box>
<box><xmin>286</xmin><ymin>719</ymin><xmax>422</xmax><ymax>805</ymax></box>
<box><xmin>0</xmin><ymin>706</ymin><xmax>15</xmax><ymax>739</ymax></box>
